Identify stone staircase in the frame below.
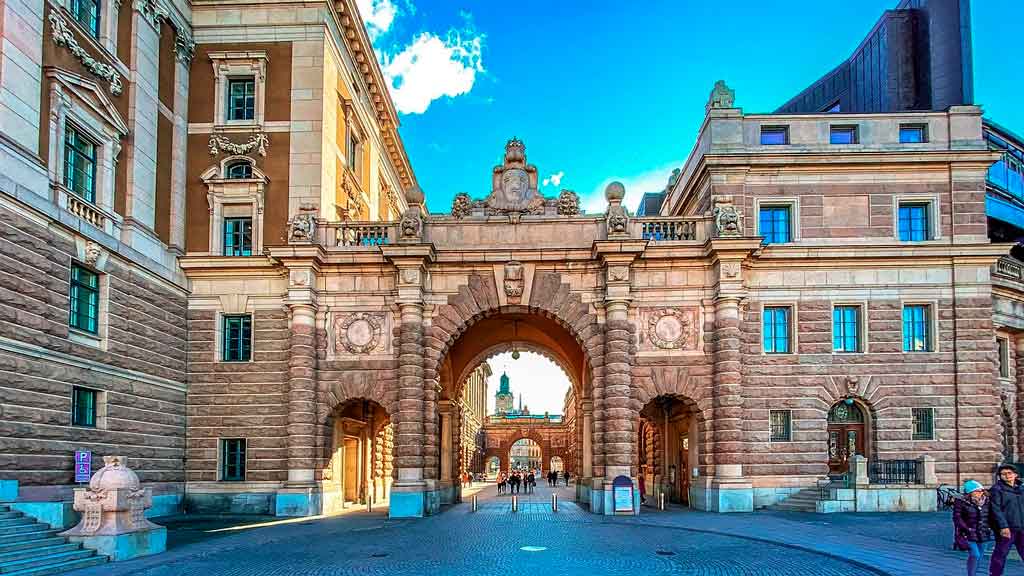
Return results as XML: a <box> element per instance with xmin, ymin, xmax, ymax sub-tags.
<box><xmin>0</xmin><ymin>504</ymin><xmax>107</xmax><ymax>575</ymax></box>
<box><xmin>766</xmin><ymin>487</ymin><xmax>819</xmax><ymax>512</ymax></box>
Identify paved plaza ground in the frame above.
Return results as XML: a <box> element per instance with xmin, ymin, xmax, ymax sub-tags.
<box><xmin>66</xmin><ymin>483</ymin><xmax>1024</xmax><ymax>576</ymax></box>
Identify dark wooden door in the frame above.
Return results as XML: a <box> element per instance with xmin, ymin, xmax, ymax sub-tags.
<box><xmin>827</xmin><ymin>402</ymin><xmax>867</xmax><ymax>474</ymax></box>
<box><xmin>677</xmin><ymin>435</ymin><xmax>690</xmax><ymax>505</ymax></box>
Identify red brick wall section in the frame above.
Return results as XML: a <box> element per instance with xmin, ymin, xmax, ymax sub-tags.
<box><xmin>186</xmin><ymin>308</ymin><xmax>289</xmax><ymax>482</ymax></box>
<box><xmin>0</xmin><ymin>206</ymin><xmax>186</xmax><ymax>487</ymax></box>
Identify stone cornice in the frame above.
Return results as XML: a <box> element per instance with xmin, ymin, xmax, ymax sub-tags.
<box><xmin>331</xmin><ymin>0</ymin><xmax>416</xmax><ymax>191</ymax></box>
<box><xmin>0</xmin><ymin>336</ymin><xmax>186</xmax><ymax>393</ymax></box>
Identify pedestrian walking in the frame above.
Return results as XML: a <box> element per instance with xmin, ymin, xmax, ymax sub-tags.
<box><xmin>989</xmin><ymin>464</ymin><xmax>1024</xmax><ymax>576</ymax></box>
<box><xmin>953</xmin><ymin>480</ymin><xmax>992</xmax><ymax>576</ymax></box>
<box><xmin>564</xmin><ymin>471</ymin><xmax>571</xmax><ymax>486</ymax></box>
<box><xmin>497</xmin><ymin>472</ymin><xmax>506</xmax><ymax>494</ymax></box>
<box><xmin>526</xmin><ymin>472</ymin><xmax>535</xmax><ymax>494</ymax></box>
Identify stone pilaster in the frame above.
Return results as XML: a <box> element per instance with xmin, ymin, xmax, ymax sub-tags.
<box><xmin>285</xmin><ymin>302</ymin><xmax>318</xmax><ymax>484</ymax></box>
<box><xmin>593</xmin><ymin>230</ymin><xmax>644</xmax><ymax>515</ymax></box>
<box><xmin>122</xmin><ymin>0</ymin><xmax>163</xmax><ymax>261</ymax></box>
<box><xmin>383</xmin><ymin>242</ymin><xmax>436</xmax><ymax>517</ymax></box>
<box><xmin>711</xmin><ymin>296</ymin><xmax>743</xmax><ymax>470</ymax></box>
<box><xmin>167</xmin><ymin>34</ymin><xmax>191</xmax><ymax>255</ymax></box>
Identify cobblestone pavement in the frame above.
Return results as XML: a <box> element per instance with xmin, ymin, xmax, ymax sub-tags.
<box><xmin>65</xmin><ymin>483</ymin><xmax>1024</xmax><ymax>576</ymax></box>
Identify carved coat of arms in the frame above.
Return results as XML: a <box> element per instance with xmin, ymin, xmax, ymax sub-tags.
<box><xmin>504</xmin><ymin>261</ymin><xmax>524</xmax><ymax>303</ymax></box>
<box><xmin>485</xmin><ymin>139</ymin><xmax>545</xmax><ymax>215</ymax></box>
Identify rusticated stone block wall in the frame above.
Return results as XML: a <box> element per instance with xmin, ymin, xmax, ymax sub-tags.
<box><xmin>740</xmin><ymin>296</ymin><xmax>1001</xmax><ymax>482</ymax></box>
<box><xmin>0</xmin><ymin>205</ymin><xmax>187</xmax><ymax>491</ymax></box>
<box><xmin>186</xmin><ymin>308</ymin><xmax>289</xmax><ymax>482</ymax></box>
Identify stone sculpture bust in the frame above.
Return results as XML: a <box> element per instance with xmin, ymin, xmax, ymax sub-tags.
<box><xmin>485</xmin><ymin>138</ymin><xmax>544</xmax><ymax>214</ymax></box>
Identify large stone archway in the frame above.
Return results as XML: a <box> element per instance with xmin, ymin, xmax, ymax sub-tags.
<box><xmin>384</xmin><ymin>266</ymin><xmax>640</xmax><ymax>517</ymax></box>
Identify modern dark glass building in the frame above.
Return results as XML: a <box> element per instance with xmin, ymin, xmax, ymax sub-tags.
<box><xmin>777</xmin><ymin>0</ymin><xmax>1023</xmax><ymax>243</ymax></box>
<box><xmin>776</xmin><ymin>0</ymin><xmax>974</xmax><ymax>115</ymax></box>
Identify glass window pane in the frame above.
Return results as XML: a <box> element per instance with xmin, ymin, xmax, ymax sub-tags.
<box><xmin>226</xmin><ymin>162</ymin><xmax>253</xmax><ymax>179</ymax></box>
<box><xmin>72</xmin><ymin>387</ymin><xmax>96</xmax><ymax>427</ymax></box>
<box><xmin>223</xmin><ymin>218</ymin><xmax>253</xmax><ymax>256</ymax></box>
<box><xmin>900</xmin><ymin>125</ymin><xmax>926</xmax><ymax>143</ymax></box>
<box><xmin>223</xmin><ymin>315</ymin><xmax>252</xmax><ymax>361</ymax></box>
<box><xmin>69</xmin><ymin>265</ymin><xmax>99</xmax><ymax>333</ymax></box>
<box><xmin>760</xmin><ymin>127</ymin><xmax>788</xmax><ymax>145</ymax></box>
<box><xmin>830</xmin><ymin>127</ymin><xmax>857</xmax><ymax>145</ymax></box>
<box><xmin>227</xmin><ymin>79</ymin><xmax>256</xmax><ymax>121</ymax></box>
<box><xmin>64</xmin><ymin>127</ymin><xmax>97</xmax><ymax>203</ymax></box>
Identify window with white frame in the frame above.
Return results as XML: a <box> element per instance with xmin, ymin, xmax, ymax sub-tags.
<box><xmin>69</xmin><ymin>0</ymin><xmax>100</xmax><ymax>38</ymax></box>
<box><xmin>832</xmin><ymin>305</ymin><xmax>862</xmax><ymax>353</ymax></box>
<box><xmin>210</xmin><ymin>52</ymin><xmax>268</xmax><ymax>126</ymax></box>
<box><xmin>894</xmin><ymin>196</ymin><xmax>939</xmax><ymax>242</ymax></box>
<box><xmin>763</xmin><ymin>306</ymin><xmax>792</xmax><ymax>354</ymax></box>
<box><xmin>46</xmin><ymin>70</ymin><xmax>128</xmax><ymax>235</ymax></box>
<box><xmin>902</xmin><ymin>304</ymin><xmax>933</xmax><ymax>352</ymax></box>
<box><xmin>755</xmin><ymin>198</ymin><xmax>799</xmax><ymax>244</ymax></box>
<box><xmin>202</xmin><ymin>158</ymin><xmax>266</xmax><ymax>256</ymax></box>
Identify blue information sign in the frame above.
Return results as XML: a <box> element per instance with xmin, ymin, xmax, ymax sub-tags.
<box><xmin>74</xmin><ymin>450</ymin><xmax>92</xmax><ymax>483</ymax></box>
<box><xmin>612</xmin><ymin>475</ymin><xmax>634</xmax><ymax>513</ymax></box>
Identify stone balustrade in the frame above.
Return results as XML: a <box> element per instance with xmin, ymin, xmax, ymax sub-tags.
<box><xmin>995</xmin><ymin>256</ymin><xmax>1023</xmax><ymax>281</ymax></box>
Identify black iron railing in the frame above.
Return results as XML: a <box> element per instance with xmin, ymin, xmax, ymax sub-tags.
<box><xmin>868</xmin><ymin>459</ymin><xmax>918</xmax><ymax>485</ymax></box>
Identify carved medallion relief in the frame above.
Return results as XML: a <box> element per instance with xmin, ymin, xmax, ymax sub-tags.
<box><xmin>333</xmin><ymin>312</ymin><xmax>387</xmax><ymax>355</ymax></box>
<box><xmin>640</xmin><ymin>307</ymin><xmax>700</xmax><ymax>351</ymax></box>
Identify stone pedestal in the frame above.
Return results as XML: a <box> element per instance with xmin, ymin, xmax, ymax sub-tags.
<box><xmin>707</xmin><ymin>464</ymin><xmax>753</xmax><ymax>513</ymax></box>
<box><xmin>60</xmin><ymin>456</ymin><xmax>166</xmax><ymax>561</ymax></box>
<box><xmin>274</xmin><ymin>486</ymin><xmax>322</xmax><ymax>517</ymax></box>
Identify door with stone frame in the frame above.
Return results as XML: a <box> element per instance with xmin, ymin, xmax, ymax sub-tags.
<box><xmin>343</xmin><ymin>437</ymin><xmax>360</xmax><ymax>502</ymax></box>
<box><xmin>827</xmin><ymin>401</ymin><xmax>867</xmax><ymax>475</ymax></box>
<box><xmin>677</xmin><ymin>434</ymin><xmax>690</xmax><ymax>505</ymax></box>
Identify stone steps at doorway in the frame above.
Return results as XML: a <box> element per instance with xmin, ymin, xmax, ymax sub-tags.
<box><xmin>766</xmin><ymin>488</ymin><xmax>819</xmax><ymax>512</ymax></box>
<box><xmin>0</xmin><ymin>504</ymin><xmax>107</xmax><ymax>575</ymax></box>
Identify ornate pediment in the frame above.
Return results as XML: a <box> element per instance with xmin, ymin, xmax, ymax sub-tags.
<box><xmin>449</xmin><ymin>138</ymin><xmax>580</xmax><ymax>218</ymax></box>
<box><xmin>45</xmin><ymin>69</ymin><xmax>129</xmax><ymax>137</ymax></box>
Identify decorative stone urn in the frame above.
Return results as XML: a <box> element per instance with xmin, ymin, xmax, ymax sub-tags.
<box><xmin>60</xmin><ymin>456</ymin><xmax>166</xmax><ymax>561</ymax></box>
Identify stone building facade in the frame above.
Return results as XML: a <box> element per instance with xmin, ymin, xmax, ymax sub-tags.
<box><xmin>0</xmin><ymin>0</ymin><xmax>410</xmax><ymax>520</ymax></box>
<box><xmin>2</xmin><ymin>0</ymin><xmax>1023</xmax><ymax>522</ymax></box>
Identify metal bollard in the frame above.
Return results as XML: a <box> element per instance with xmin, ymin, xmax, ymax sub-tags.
<box><xmin>367</xmin><ymin>498</ymin><xmax>373</xmax><ymax>513</ymax></box>
<box><xmin>471</xmin><ymin>494</ymin><xmax>478</xmax><ymax>512</ymax></box>
<box><xmin>512</xmin><ymin>495</ymin><xmax>518</xmax><ymax>512</ymax></box>
<box><xmin>551</xmin><ymin>493</ymin><xmax>557</xmax><ymax>512</ymax></box>
<box><xmin>659</xmin><ymin>492</ymin><xmax>666</xmax><ymax>511</ymax></box>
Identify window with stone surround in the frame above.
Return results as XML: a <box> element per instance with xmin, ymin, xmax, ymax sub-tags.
<box><xmin>222</xmin><ymin>314</ymin><xmax>252</xmax><ymax>362</ymax></box>
<box><xmin>227</xmin><ymin>78</ymin><xmax>256</xmax><ymax>122</ymax></box>
<box><xmin>226</xmin><ymin>160</ymin><xmax>253</xmax><ymax>179</ymax></box>
<box><xmin>760</xmin><ymin>126</ymin><xmax>789</xmax><ymax>145</ymax></box>
<box><xmin>71</xmin><ymin>386</ymin><xmax>98</xmax><ymax>427</ymax></box>
<box><xmin>902</xmin><ymin>304</ymin><xmax>933</xmax><ymax>352</ymax></box>
<box><xmin>758</xmin><ymin>205</ymin><xmax>792</xmax><ymax>244</ymax></box>
<box><xmin>998</xmin><ymin>337</ymin><xmax>1010</xmax><ymax>379</ymax></box>
<box><xmin>47</xmin><ymin>70</ymin><xmax>128</xmax><ymax>236</ymax></box>
<box><xmin>202</xmin><ymin>159</ymin><xmax>266</xmax><ymax>256</ymax></box>
<box><xmin>830</xmin><ymin>125</ymin><xmax>858</xmax><ymax>145</ymax></box>
<box><xmin>898</xmin><ymin>203</ymin><xmax>931</xmax><ymax>241</ymax></box>
<box><xmin>223</xmin><ymin>218</ymin><xmax>253</xmax><ymax>256</ymax></box>
<box><xmin>220</xmin><ymin>439</ymin><xmax>246</xmax><ymax>481</ymax></box>
<box><xmin>210</xmin><ymin>52</ymin><xmax>268</xmax><ymax>126</ymax></box>
<box><xmin>900</xmin><ymin>124</ymin><xmax>928</xmax><ymax>144</ymax></box>
<box><xmin>832</xmin><ymin>305</ymin><xmax>862</xmax><ymax>353</ymax></box>
<box><xmin>770</xmin><ymin>410</ymin><xmax>791</xmax><ymax>442</ymax></box>
<box><xmin>70</xmin><ymin>264</ymin><xmax>99</xmax><ymax>334</ymax></box>
<box><xmin>912</xmin><ymin>408</ymin><xmax>934</xmax><ymax>440</ymax></box>
<box><xmin>69</xmin><ymin>0</ymin><xmax>100</xmax><ymax>38</ymax></box>
<box><xmin>63</xmin><ymin>125</ymin><xmax>97</xmax><ymax>203</ymax></box>
<box><xmin>763</xmin><ymin>306</ymin><xmax>792</xmax><ymax>354</ymax></box>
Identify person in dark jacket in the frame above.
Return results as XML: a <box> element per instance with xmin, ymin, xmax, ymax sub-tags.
<box><xmin>953</xmin><ymin>480</ymin><xmax>992</xmax><ymax>576</ymax></box>
<box><xmin>990</xmin><ymin>464</ymin><xmax>1024</xmax><ymax>576</ymax></box>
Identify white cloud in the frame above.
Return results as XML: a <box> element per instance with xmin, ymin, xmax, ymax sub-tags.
<box><xmin>542</xmin><ymin>171</ymin><xmax>565</xmax><ymax>188</ymax></box>
<box><xmin>380</xmin><ymin>29</ymin><xmax>484</xmax><ymax>115</ymax></box>
<box><xmin>355</xmin><ymin>0</ymin><xmax>397</xmax><ymax>41</ymax></box>
<box><xmin>582</xmin><ymin>160</ymin><xmax>683</xmax><ymax>214</ymax></box>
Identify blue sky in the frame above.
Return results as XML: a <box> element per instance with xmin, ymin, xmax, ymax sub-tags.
<box><xmin>359</xmin><ymin>0</ymin><xmax>1023</xmax><ymax>213</ymax></box>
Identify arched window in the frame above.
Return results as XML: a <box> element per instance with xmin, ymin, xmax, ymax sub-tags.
<box><xmin>226</xmin><ymin>160</ymin><xmax>253</xmax><ymax>179</ymax></box>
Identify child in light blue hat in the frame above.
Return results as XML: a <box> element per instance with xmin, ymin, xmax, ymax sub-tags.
<box><xmin>953</xmin><ymin>478</ymin><xmax>992</xmax><ymax>576</ymax></box>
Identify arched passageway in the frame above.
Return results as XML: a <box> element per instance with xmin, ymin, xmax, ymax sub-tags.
<box><xmin>427</xmin><ymin>307</ymin><xmax>596</xmax><ymax>513</ymax></box>
<box><xmin>321</xmin><ymin>399</ymin><xmax>392</xmax><ymax>514</ymax></box>
<box><xmin>638</xmin><ymin>394</ymin><xmax>703</xmax><ymax>506</ymax></box>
